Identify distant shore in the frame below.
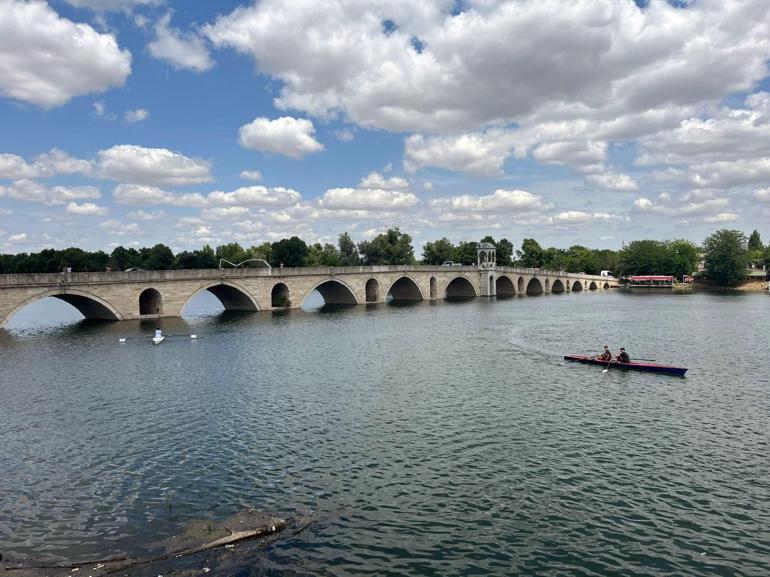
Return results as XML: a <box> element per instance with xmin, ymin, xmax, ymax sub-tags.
<box><xmin>693</xmin><ymin>280</ymin><xmax>768</xmax><ymax>292</ymax></box>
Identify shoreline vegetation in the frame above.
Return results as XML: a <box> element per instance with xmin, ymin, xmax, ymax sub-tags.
<box><xmin>1</xmin><ymin>227</ymin><xmax>768</xmax><ymax>289</ymax></box>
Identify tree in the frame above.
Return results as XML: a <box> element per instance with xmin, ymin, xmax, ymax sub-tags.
<box><xmin>617</xmin><ymin>240</ymin><xmax>669</xmax><ymax>276</ymax></box>
<box><xmin>703</xmin><ymin>229</ymin><xmax>748</xmax><ymax>287</ymax></box>
<box><xmin>306</xmin><ymin>243</ymin><xmax>342</xmax><ymax>266</ymax></box>
<box><xmin>357</xmin><ymin>227</ymin><xmax>415</xmax><ymax>265</ymax></box>
<box><xmin>453</xmin><ymin>241</ymin><xmax>478</xmax><ymax>265</ymax></box>
<box><xmin>666</xmin><ymin>239</ymin><xmax>699</xmax><ymax>280</ymax></box>
<box><xmin>338</xmin><ymin>232</ymin><xmax>361</xmax><ymax>266</ymax></box>
<box><xmin>215</xmin><ymin>243</ymin><xmax>247</xmax><ymax>266</ymax></box>
<box><xmin>247</xmin><ymin>243</ymin><xmax>272</xmax><ymax>265</ymax></box>
<box><xmin>497</xmin><ymin>238</ymin><xmax>514</xmax><ymax>266</ymax></box>
<box><xmin>748</xmin><ymin>229</ymin><xmax>763</xmax><ymax>252</ymax></box>
<box><xmin>110</xmin><ymin>246</ymin><xmax>143</xmax><ymax>271</ymax></box>
<box><xmin>142</xmin><ymin>244</ymin><xmax>175</xmax><ymax>270</ymax></box>
<box><xmin>422</xmin><ymin>237</ymin><xmax>455</xmax><ymax>264</ymax></box>
<box><xmin>271</xmin><ymin>236</ymin><xmax>309</xmax><ymax>267</ymax></box>
<box><xmin>516</xmin><ymin>238</ymin><xmax>545</xmax><ymax>268</ymax></box>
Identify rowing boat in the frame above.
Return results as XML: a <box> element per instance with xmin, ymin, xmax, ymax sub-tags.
<box><xmin>563</xmin><ymin>354</ymin><xmax>687</xmax><ymax>376</ymax></box>
<box><xmin>152</xmin><ymin>336</ymin><xmax>165</xmax><ymax>345</ymax></box>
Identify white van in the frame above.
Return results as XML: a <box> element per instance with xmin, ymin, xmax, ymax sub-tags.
<box><xmin>600</xmin><ymin>270</ymin><xmax>614</xmax><ymax>277</ymax></box>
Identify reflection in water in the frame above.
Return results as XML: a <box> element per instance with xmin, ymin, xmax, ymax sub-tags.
<box><xmin>1</xmin><ymin>291</ymin><xmax>769</xmax><ymax>577</ymax></box>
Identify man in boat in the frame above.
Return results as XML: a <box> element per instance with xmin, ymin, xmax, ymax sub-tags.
<box><xmin>154</xmin><ymin>327</ymin><xmax>162</xmax><ymax>339</ymax></box>
<box><xmin>616</xmin><ymin>347</ymin><xmax>630</xmax><ymax>363</ymax></box>
<box><xmin>596</xmin><ymin>345</ymin><xmax>612</xmax><ymax>361</ymax></box>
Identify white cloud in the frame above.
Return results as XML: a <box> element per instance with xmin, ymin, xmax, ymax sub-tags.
<box><xmin>64</xmin><ymin>0</ymin><xmax>163</xmax><ymax>11</ymax></box>
<box><xmin>148</xmin><ymin>13</ymin><xmax>214</xmax><ymax>72</ymax></box>
<box><xmin>430</xmin><ymin>189</ymin><xmax>546</xmax><ymax>212</ymax></box>
<box><xmin>405</xmin><ymin>131</ymin><xmax>513</xmax><ymax>177</ymax></box>
<box><xmin>0</xmin><ymin>149</ymin><xmax>93</xmax><ymax>180</ymax></box>
<box><xmin>318</xmin><ymin>187</ymin><xmax>418</xmax><ymax>210</ymax></box>
<box><xmin>0</xmin><ymin>154</ymin><xmax>37</xmax><ymax>180</ymax></box>
<box><xmin>200</xmin><ymin>206</ymin><xmax>251</xmax><ymax>220</ymax></box>
<box><xmin>585</xmin><ymin>172</ymin><xmax>638</xmax><ymax>192</ymax></box>
<box><xmin>0</xmin><ymin>0</ymin><xmax>132</xmax><ymax>108</ymax></box>
<box><xmin>204</xmin><ymin>0</ymin><xmax>770</xmax><ymax>134</ymax></box>
<box><xmin>753</xmin><ymin>188</ymin><xmax>770</xmax><ymax>203</ymax></box>
<box><xmin>93</xmin><ymin>101</ymin><xmax>106</xmax><ymax>117</ymax></box>
<box><xmin>125</xmin><ymin>108</ymin><xmax>149</xmax><ymax>123</ymax></box>
<box><xmin>127</xmin><ymin>209</ymin><xmax>166</xmax><ymax>220</ymax></box>
<box><xmin>7</xmin><ymin>232</ymin><xmax>27</xmax><ymax>242</ymax></box>
<box><xmin>238</xmin><ymin>116</ymin><xmax>324</xmax><ymax>159</ymax></box>
<box><xmin>113</xmin><ymin>183</ymin><xmax>208</xmax><ymax>207</ymax></box>
<box><xmin>632</xmin><ymin>192</ymin><xmax>730</xmax><ymax>219</ymax></box>
<box><xmin>0</xmin><ymin>180</ymin><xmax>101</xmax><ymax>205</ymax></box>
<box><xmin>208</xmin><ymin>185</ymin><xmax>301</xmax><ymax>207</ymax></box>
<box><xmin>239</xmin><ymin>170</ymin><xmax>263</xmax><ymax>181</ymax></box>
<box><xmin>358</xmin><ymin>171</ymin><xmax>409</xmax><ymax>190</ymax></box>
<box><xmin>99</xmin><ymin>219</ymin><xmax>140</xmax><ymax>235</ymax></box>
<box><xmin>99</xmin><ymin>145</ymin><xmax>212</xmax><ymax>187</ymax></box>
<box><xmin>65</xmin><ymin>201</ymin><xmax>109</xmax><ymax>216</ymax></box>
<box><xmin>703</xmin><ymin>212</ymin><xmax>739</xmax><ymax>223</ymax></box>
<box><xmin>551</xmin><ymin>211</ymin><xmax>627</xmax><ymax>225</ymax></box>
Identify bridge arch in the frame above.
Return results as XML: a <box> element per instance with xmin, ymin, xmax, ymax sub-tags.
<box><xmin>387</xmin><ymin>275</ymin><xmax>424</xmax><ymax>302</ymax></box>
<box><xmin>589</xmin><ymin>281</ymin><xmax>598</xmax><ymax>291</ymax></box>
<box><xmin>517</xmin><ymin>277</ymin><xmax>525</xmax><ymax>294</ymax></box>
<box><xmin>572</xmin><ymin>280</ymin><xmax>583</xmax><ymax>292</ymax></box>
<box><xmin>139</xmin><ymin>288</ymin><xmax>162</xmax><ymax>315</ymax></box>
<box><xmin>526</xmin><ymin>277</ymin><xmax>544</xmax><ymax>296</ymax></box>
<box><xmin>603</xmin><ymin>282</ymin><xmax>610</xmax><ymax>290</ymax></box>
<box><xmin>552</xmin><ymin>279</ymin><xmax>565</xmax><ymax>294</ymax></box>
<box><xmin>429</xmin><ymin>277</ymin><xmax>437</xmax><ymax>299</ymax></box>
<box><xmin>303</xmin><ymin>278</ymin><xmax>359</xmax><ymax>307</ymax></box>
<box><xmin>366</xmin><ymin>278</ymin><xmax>379</xmax><ymax>302</ymax></box>
<box><xmin>182</xmin><ymin>281</ymin><xmax>260</xmax><ymax>313</ymax></box>
<box><xmin>496</xmin><ymin>275</ymin><xmax>515</xmax><ymax>296</ymax></box>
<box><xmin>444</xmin><ymin>276</ymin><xmax>477</xmax><ymax>299</ymax></box>
<box><xmin>271</xmin><ymin>282</ymin><xmax>291</xmax><ymax>307</ymax></box>
<box><xmin>1</xmin><ymin>289</ymin><xmax>122</xmax><ymax>328</ymax></box>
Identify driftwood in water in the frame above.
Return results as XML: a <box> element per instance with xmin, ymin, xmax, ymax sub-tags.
<box><xmin>3</xmin><ymin>518</ymin><xmax>288</xmax><ymax>574</ymax></box>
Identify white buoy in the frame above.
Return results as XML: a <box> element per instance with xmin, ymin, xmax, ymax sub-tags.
<box><xmin>190</xmin><ymin>334</ymin><xmax>197</xmax><ymax>339</ymax></box>
<box><xmin>119</xmin><ymin>338</ymin><xmax>126</xmax><ymax>343</ymax></box>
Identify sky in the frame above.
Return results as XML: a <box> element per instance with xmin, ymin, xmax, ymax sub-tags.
<box><xmin>1</xmin><ymin>0</ymin><xmax>770</xmax><ymax>256</ymax></box>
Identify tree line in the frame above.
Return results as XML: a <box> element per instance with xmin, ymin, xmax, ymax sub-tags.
<box><xmin>1</xmin><ymin>227</ymin><xmax>767</xmax><ymax>287</ymax></box>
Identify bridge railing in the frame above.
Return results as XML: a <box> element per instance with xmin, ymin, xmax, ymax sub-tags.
<box><xmin>0</xmin><ymin>265</ymin><xmax>611</xmax><ymax>287</ymax></box>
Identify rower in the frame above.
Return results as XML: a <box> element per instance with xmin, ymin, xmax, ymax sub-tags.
<box><xmin>598</xmin><ymin>345</ymin><xmax>612</xmax><ymax>361</ymax></box>
<box><xmin>616</xmin><ymin>347</ymin><xmax>630</xmax><ymax>363</ymax></box>
<box><xmin>154</xmin><ymin>327</ymin><xmax>162</xmax><ymax>339</ymax></box>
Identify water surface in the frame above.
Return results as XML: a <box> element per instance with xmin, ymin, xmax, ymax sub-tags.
<box><xmin>1</xmin><ymin>291</ymin><xmax>768</xmax><ymax>576</ymax></box>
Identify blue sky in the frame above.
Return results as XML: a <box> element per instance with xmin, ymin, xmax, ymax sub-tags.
<box><xmin>1</xmin><ymin>0</ymin><xmax>770</xmax><ymax>256</ymax></box>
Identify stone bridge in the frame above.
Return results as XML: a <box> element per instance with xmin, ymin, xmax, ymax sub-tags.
<box><xmin>0</xmin><ymin>265</ymin><xmax>617</xmax><ymax>327</ymax></box>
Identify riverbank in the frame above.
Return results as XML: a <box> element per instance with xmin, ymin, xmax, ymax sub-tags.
<box><xmin>693</xmin><ymin>280</ymin><xmax>768</xmax><ymax>292</ymax></box>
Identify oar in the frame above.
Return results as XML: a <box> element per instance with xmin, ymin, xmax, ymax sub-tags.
<box><xmin>602</xmin><ymin>358</ymin><xmax>613</xmax><ymax>373</ymax></box>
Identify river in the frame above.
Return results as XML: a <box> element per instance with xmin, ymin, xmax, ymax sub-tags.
<box><xmin>1</xmin><ymin>290</ymin><xmax>768</xmax><ymax>576</ymax></box>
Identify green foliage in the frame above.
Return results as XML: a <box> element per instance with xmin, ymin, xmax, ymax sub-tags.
<box><xmin>174</xmin><ymin>245</ymin><xmax>217</xmax><ymax>269</ymax></box>
<box><xmin>141</xmin><ymin>244</ymin><xmax>175</xmax><ymax>270</ymax></box>
<box><xmin>453</xmin><ymin>241</ymin><xmax>478</xmax><ymax>265</ymax></box>
<box><xmin>666</xmin><ymin>239</ymin><xmax>699</xmax><ymax>279</ymax></box>
<box><xmin>271</xmin><ymin>236</ymin><xmax>309</xmax><ymax>267</ymax></box>
<box><xmin>358</xmin><ymin>227</ymin><xmax>415</xmax><ymax>265</ymax></box>
<box><xmin>748</xmin><ymin>229</ymin><xmax>763</xmax><ymax>252</ymax></box>
<box><xmin>703</xmin><ymin>229</ymin><xmax>748</xmax><ymax>287</ymax></box>
<box><xmin>497</xmin><ymin>238</ymin><xmax>514</xmax><ymax>266</ymax></box>
<box><xmin>422</xmin><ymin>237</ymin><xmax>455</xmax><ymax>264</ymax></box>
<box><xmin>306</xmin><ymin>243</ymin><xmax>342</xmax><ymax>266</ymax></box>
<box><xmin>110</xmin><ymin>246</ymin><xmax>143</xmax><ymax>270</ymax></box>
<box><xmin>516</xmin><ymin>238</ymin><xmax>545</xmax><ymax>268</ymax></box>
<box><xmin>215</xmin><ymin>242</ymin><xmax>247</xmax><ymax>265</ymax></box>
<box><xmin>618</xmin><ymin>240</ymin><xmax>670</xmax><ymax>276</ymax></box>
<box><xmin>337</xmin><ymin>232</ymin><xmax>361</xmax><ymax>266</ymax></box>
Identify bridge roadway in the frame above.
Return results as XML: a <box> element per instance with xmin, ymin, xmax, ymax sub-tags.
<box><xmin>0</xmin><ymin>265</ymin><xmax>618</xmax><ymax>327</ymax></box>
